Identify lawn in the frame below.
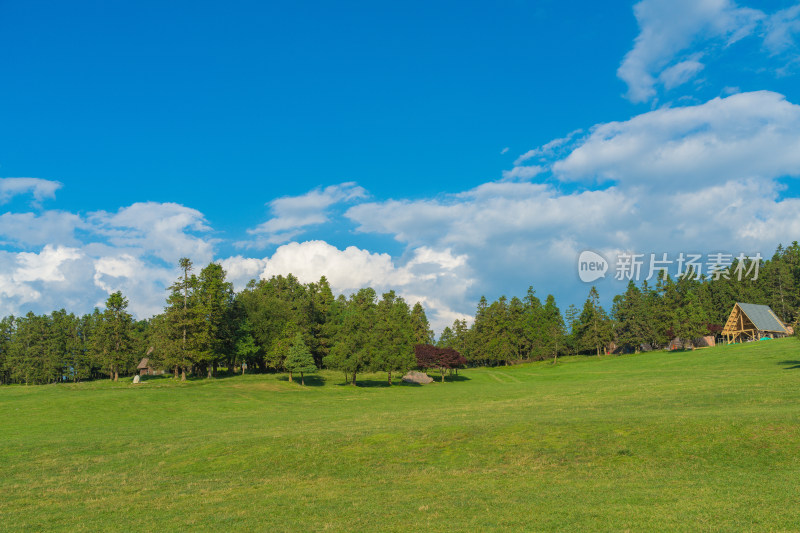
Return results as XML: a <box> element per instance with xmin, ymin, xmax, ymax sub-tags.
<box><xmin>2</xmin><ymin>339</ymin><xmax>800</xmax><ymax>531</ymax></box>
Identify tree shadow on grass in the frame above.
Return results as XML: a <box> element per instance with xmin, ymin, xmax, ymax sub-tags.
<box><xmin>778</xmin><ymin>360</ymin><xmax>800</xmax><ymax>370</ymax></box>
<box><xmin>276</xmin><ymin>375</ymin><xmax>326</xmax><ymax>387</ymax></box>
<box><xmin>334</xmin><ymin>379</ymin><xmax>392</xmax><ymax>388</ymax></box>
<box><xmin>137</xmin><ymin>374</ymin><xmax>172</xmax><ymax>383</ymax></box>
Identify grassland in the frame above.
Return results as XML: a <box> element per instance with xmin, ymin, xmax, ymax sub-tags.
<box><xmin>2</xmin><ymin>339</ymin><xmax>800</xmax><ymax>531</ymax></box>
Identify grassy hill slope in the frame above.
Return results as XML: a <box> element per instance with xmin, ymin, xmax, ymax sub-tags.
<box><xmin>2</xmin><ymin>339</ymin><xmax>800</xmax><ymax>531</ymax></box>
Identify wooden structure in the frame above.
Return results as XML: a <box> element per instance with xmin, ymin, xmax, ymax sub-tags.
<box><xmin>136</xmin><ymin>347</ymin><xmax>162</xmax><ymax>376</ymax></box>
<box><xmin>137</xmin><ymin>357</ymin><xmax>153</xmax><ymax>376</ymax></box>
<box><xmin>722</xmin><ymin>303</ymin><xmax>789</xmax><ymax>344</ymax></box>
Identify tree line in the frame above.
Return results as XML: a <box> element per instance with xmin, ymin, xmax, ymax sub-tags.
<box><xmin>438</xmin><ymin>243</ymin><xmax>800</xmax><ymax>364</ymax></box>
<box><xmin>1</xmin><ymin>243</ymin><xmax>799</xmax><ymax>385</ymax></box>
<box><xmin>0</xmin><ymin>259</ymin><xmax>435</xmax><ymax>385</ymax></box>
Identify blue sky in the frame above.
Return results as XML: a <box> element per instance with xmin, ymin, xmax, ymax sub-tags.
<box><xmin>2</xmin><ymin>0</ymin><xmax>800</xmax><ymax>331</ymax></box>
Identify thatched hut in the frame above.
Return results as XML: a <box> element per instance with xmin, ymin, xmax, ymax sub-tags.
<box><xmin>137</xmin><ymin>358</ymin><xmax>153</xmax><ymax>376</ymax></box>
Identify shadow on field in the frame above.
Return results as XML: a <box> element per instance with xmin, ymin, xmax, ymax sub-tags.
<box><xmin>137</xmin><ymin>374</ymin><xmax>172</xmax><ymax>383</ymax></box>
<box><xmin>335</xmin><ymin>379</ymin><xmax>392</xmax><ymax>388</ymax></box>
<box><xmin>778</xmin><ymin>360</ymin><xmax>800</xmax><ymax>370</ymax></box>
<box><xmin>276</xmin><ymin>375</ymin><xmax>325</xmax><ymax>387</ymax></box>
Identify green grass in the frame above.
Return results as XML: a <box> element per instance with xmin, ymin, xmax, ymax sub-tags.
<box><xmin>2</xmin><ymin>339</ymin><xmax>800</xmax><ymax>531</ymax></box>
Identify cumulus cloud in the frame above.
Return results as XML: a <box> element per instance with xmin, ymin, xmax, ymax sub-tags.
<box><xmin>218</xmin><ymin>256</ymin><xmax>268</xmax><ymax>290</ymax></box>
<box><xmin>553</xmin><ymin>91</ymin><xmax>800</xmax><ymax>187</ymax></box>
<box><xmin>0</xmin><ymin>211</ymin><xmax>86</xmax><ymax>247</ymax></box>
<box><xmin>89</xmin><ymin>202</ymin><xmax>215</xmax><ymax>264</ymax></box>
<box><xmin>221</xmin><ymin>241</ymin><xmax>474</xmax><ymax>332</ymax></box>
<box><xmin>242</xmin><ymin>182</ymin><xmax>367</xmax><ymax>247</ymax></box>
<box><xmin>0</xmin><ymin>177</ymin><xmax>62</xmax><ymax>204</ymax></box>
<box><xmin>346</xmin><ymin>87</ymin><xmax>800</xmax><ymax>321</ymax></box>
<box><xmin>0</xmin><ymin>198</ymin><xmax>220</xmax><ymax>319</ymax></box>
<box><xmin>618</xmin><ymin>0</ymin><xmax>764</xmax><ymax>103</ymax></box>
<box><xmin>14</xmin><ymin>245</ymin><xmax>83</xmax><ymax>283</ymax></box>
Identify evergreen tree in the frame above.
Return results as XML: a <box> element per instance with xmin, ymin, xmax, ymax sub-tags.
<box><xmin>93</xmin><ymin>292</ymin><xmax>135</xmax><ymax>381</ymax></box>
<box><xmin>324</xmin><ymin>288</ymin><xmax>377</xmax><ymax>385</ymax></box>
<box><xmin>164</xmin><ymin>258</ymin><xmax>199</xmax><ymax>380</ymax></box>
<box><xmin>612</xmin><ymin>281</ymin><xmax>648</xmax><ymax>353</ymax></box>
<box><xmin>564</xmin><ymin>304</ymin><xmax>579</xmax><ymax>355</ymax></box>
<box><xmin>373</xmin><ymin>291</ymin><xmax>415</xmax><ymax>384</ymax></box>
<box><xmin>575</xmin><ymin>286</ymin><xmax>613</xmax><ymax>356</ymax></box>
<box><xmin>195</xmin><ymin>262</ymin><xmax>235</xmax><ymax>377</ymax></box>
<box><xmin>541</xmin><ymin>295</ymin><xmax>565</xmax><ymax>363</ymax></box>
<box><xmin>284</xmin><ymin>333</ymin><xmax>316</xmax><ymax>385</ymax></box>
<box><xmin>410</xmin><ymin>302</ymin><xmax>434</xmax><ymax>345</ymax></box>
<box><xmin>522</xmin><ymin>287</ymin><xmax>545</xmax><ymax>360</ymax></box>
<box><xmin>675</xmin><ymin>290</ymin><xmax>709</xmax><ymax>349</ymax></box>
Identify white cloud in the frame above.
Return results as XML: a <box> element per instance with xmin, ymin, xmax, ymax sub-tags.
<box><xmin>0</xmin><ymin>177</ymin><xmax>62</xmax><ymax>204</ymax></box>
<box><xmin>243</xmin><ymin>182</ymin><xmax>367</xmax><ymax>247</ymax></box>
<box><xmin>89</xmin><ymin>202</ymin><xmax>214</xmax><ymax>264</ymax></box>
<box><xmin>261</xmin><ymin>240</ymin><xmax>405</xmax><ymax>290</ymax></box>
<box><xmin>658</xmin><ymin>57</ymin><xmax>705</xmax><ymax>89</ymax></box>
<box><xmin>618</xmin><ymin>0</ymin><xmax>764</xmax><ymax>103</ymax></box>
<box><xmin>243</xmin><ymin>241</ymin><xmax>473</xmax><ymax>332</ymax></box>
<box><xmin>0</xmin><ymin>199</ymin><xmax>220</xmax><ymax>319</ymax></box>
<box><xmin>514</xmin><ymin>130</ymin><xmax>582</xmax><ymax>166</ymax></box>
<box><xmin>14</xmin><ymin>245</ymin><xmax>83</xmax><ymax>283</ymax></box>
<box><xmin>501</xmin><ymin>165</ymin><xmax>544</xmax><ymax>180</ymax></box>
<box><xmin>0</xmin><ymin>211</ymin><xmax>86</xmax><ymax>247</ymax></box>
<box><xmin>764</xmin><ymin>4</ymin><xmax>800</xmax><ymax>55</ymax></box>
<box><xmin>93</xmin><ymin>254</ymin><xmax>143</xmax><ymax>293</ymax></box>
<box><xmin>553</xmin><ymin>91</ymin><xmax>800</xmax><ymax>187</ymax></box>
<box><xmin>218</xmin><ymin>256</ymin><xmax>267</xmax><ymax>290</ymax></box>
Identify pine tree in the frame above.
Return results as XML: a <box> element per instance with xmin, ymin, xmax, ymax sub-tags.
<box><xmin>195</xmin><ymin>262</ymin><xmax>235</xmax><ymax>377</ymax></box>
<box><xmin>93</xmin><ymin>292</ymin><xmax>135</xmax><ymax>381</ymax></box>
<box><xmin>373</xmin><ymin>291</ymin><xmax>415</xmax><ymax>385</ymax></box>
<box><xmin>324</xmin><ymin>288</ymin><xmax>377</xmax><ymax>385</ymax></box>
<box><xmin>612</xmin><ymin>280</ymin><xmax>648</xmax><ymax>353</ymax></box>
<box><xmin>541</xmin><ymin>295</ymin><xmax>565</xmax><ymax>363</ymax></box>
<box><xmin>675</xmin><ymin>291</ymin><xmax>709</xmax><ymax>349</ymax></box>
<box><xmin>575</xmin><ymin>286</ymin><xmax>613</xmax><ymax>356</ymax></box>
<box><xmin>410</xmin><ymin>302</ymin><xmax>434</xmax><ymax>345</ymax></box>
<box><xmin>164</xmin><ymin>258</ymin><xmax>199</xmax><ymax>380</ymax></box>
<box><xmin>284</xmin><ymin>333</ymin><xmax>317</xmax><ymax>385</ymax></box>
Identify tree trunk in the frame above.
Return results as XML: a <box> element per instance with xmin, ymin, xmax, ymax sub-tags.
<box><xmin>388</xmin><ymin>370</ymin><xmax>392</xmax><ymax>385</ymax></box>
<box><xmin>300</xmin><ymin>372</ymin><xmax>304</xmax><ymax>386</ymax></box>
<box><xmin>181</xmin><ymin>367</ymin><xmax>186</xmax><ymax>381</ymax></box>
<box><xmin>174</xmin><ymin>366</ymin><xmax>178</xmax><ymax>379</ymax></box>
<box><xmin>441</xmin><ymin>368</ymin><xmax>445</xmax><ymax>383</ymax></box>
<box><xmin>288</xmin><ymin>371</ymin><xmax>293</xmax><ymax>383</ymax></box>
<box><xmin>351</xmin><ymin>372</ymin><xmax>357</xmax><ymax>386</ymax></box>
<box><xmin>212</xmin><ymin>361</ymin><xmax>218</xmax><ymax>377</ymax></box>
<box><xmin>113</xmin><ymin>369</ymin><xmax>118</xmax><ymax>382</ymax></box>
<box><xmin>207</xmin><ymin>366</ymin><xmax>212</xmax><ymax>379</ymax></box>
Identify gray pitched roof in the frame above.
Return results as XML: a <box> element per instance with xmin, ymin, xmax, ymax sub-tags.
<box><xmin>737</xmin><ymin>303</ymin><xmax>788</xmax><ymax>333</ymax></box>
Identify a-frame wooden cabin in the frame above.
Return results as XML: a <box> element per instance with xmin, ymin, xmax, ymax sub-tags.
<box><xmin>722</xmin><ymin>302</ymin><xmax>789</xmax><ymax>344</ymax></box>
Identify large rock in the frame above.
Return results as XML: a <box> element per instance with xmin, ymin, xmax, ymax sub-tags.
<box><xmin>402</xmin><ymin>371</ymin><xmax>433</xmax><ymax>384</ymax></box>
<box><xmin>133</xmin><ymin>375</ymin><xmax>140</xmax><ymax>384</ymax></box>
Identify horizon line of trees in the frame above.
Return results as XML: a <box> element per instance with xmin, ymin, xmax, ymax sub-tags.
<box><xmin>2</xmin><ymin>242</ymin><xmax>799</xmax><ymax>385</ymax></box>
